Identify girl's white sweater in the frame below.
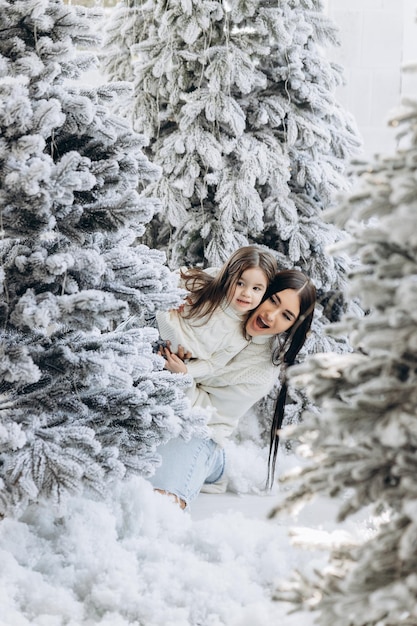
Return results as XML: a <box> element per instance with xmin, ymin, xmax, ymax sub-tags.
<box><xmin>156</xmin><ymin>268</ymin><xmax>250</xmax><ymax>378</ymax></box>
<box><xmin>156</xmin><ymin>302</ymin><xmax>249</xmax><ymax>378</ymax></box>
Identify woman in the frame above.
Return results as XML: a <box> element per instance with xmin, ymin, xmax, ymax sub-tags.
<box><xmin>151</xmin><ymin>270</ymin><xmax>316</xmax><ymax>509</ymax></box>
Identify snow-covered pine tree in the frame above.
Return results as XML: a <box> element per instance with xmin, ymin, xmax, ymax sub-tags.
<box><xmin>100</xmin><ymin>0</ymin><xmax>360</xmax><ymax>290</ymax></box>
<box><xmin>270</xmin><ymin>84</ymin><xmax>417</xmax><ymax>624</ymax></box>
<box><xmin>0</xmin><ymin>0</ymin><xmax>205</xmax><ymax>519</ymax></box>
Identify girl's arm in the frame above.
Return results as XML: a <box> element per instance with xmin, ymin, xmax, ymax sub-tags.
<box><xmin>157</xmin><ymin>266</ymin><xmax>249</xmax><ymax>378</ymax></box>
<box><xmin>156</xmin><ymin>308</ymin><xmax>247</xmax><ymax>378</ymax></box>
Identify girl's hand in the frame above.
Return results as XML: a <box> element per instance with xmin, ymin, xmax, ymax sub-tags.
<box><xmin>157</xmin><ymin>340</ymin><xmax>193</xmax><ymax>373</ymax></box>
<box><xmin>158</xmin><ymin>341</ymin><xmax>192</xmax><ymax>361</ymax></box>
<box><xmin>176</xmin><ymin>344</ymin><xmax>192</xmax><ymax>361</ymax></box>
<box><xmin>162</xmin><ymin>347</ymin><xmax>188</xmax><ymax>374</ymax></box>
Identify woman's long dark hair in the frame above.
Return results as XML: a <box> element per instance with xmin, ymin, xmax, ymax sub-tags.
<box><xmin>262</xmin><ymin>270</ymin><xmax>316</xmax><ymax>489</ymax></box>
<box><xmin>179</xmin><ymin>246</ymin><xmax>277</xmax><ymax>321</ymax></box>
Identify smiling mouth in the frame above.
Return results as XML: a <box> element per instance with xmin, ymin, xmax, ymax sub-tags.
<box><xmin>256</xmin><ymin>315</ymin><xmax>270</xmax><ymax>329</ymax></box>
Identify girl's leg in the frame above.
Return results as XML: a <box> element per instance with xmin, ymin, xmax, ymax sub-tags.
<box><xmin>149</xmin><ymin>436</ymin><xmax>224</xmax><ymax>509</ymax></box>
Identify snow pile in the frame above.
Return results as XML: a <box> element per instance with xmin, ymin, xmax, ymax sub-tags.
<box><xmin>0</xmin><ymin>473</ymin><xmax>350</xmax><ymax>626</ymax></box>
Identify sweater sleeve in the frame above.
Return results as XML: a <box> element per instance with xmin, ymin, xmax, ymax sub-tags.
<box><xmin>185</xmin><ymin>339</ymin><xmax>248</xmax><ymax>378</ymax></box>
<box><xmin>156</xmin><ymin>299</ymin><xmax>248</xmax><ymax>379</ymax></box>
<box><xmin>186</xmin><ymin>358</ymin><xmax>215</xmax><ymax>379</ymax></box>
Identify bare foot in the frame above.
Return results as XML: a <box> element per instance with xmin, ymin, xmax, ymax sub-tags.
<box><xmin>154</xmin><ymin>488</ymin><xmax>186</xmax><ymax>510</ymax></box>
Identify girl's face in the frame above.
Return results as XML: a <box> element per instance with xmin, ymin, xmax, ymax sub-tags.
<box><xmin>229</xmin><ymin>268</ymin><xmax>268</xmax><ymax>314</ymax></box>
<box><xmin>245</xmin><ymin>289</ymin><xmax>300</xmax><ymax>337</ymax></box>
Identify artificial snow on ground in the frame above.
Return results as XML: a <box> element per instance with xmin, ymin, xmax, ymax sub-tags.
<box><xmin>0</xmin><ymin>449</ymin><xmax>375</xmax><ymax>626</ymax></box>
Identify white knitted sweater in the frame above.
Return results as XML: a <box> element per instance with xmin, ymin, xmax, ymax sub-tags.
<box><xmin>156</xmin><ymin>268</ymin><xmax>249</xmax><ymax>378</ymax></box>
<box><xmin>187</xmin><ymin>335</ymin><xmax>279</xmax><ymax>445</ymax></box>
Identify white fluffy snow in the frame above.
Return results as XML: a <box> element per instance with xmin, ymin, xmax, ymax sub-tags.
<box><xmin>0</xmin><ymin>450</ymin><xmax>371</xmax><ymax>626</ymax></box>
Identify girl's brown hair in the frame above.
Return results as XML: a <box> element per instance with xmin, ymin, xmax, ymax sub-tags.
<box><xmin>261</xmin><ymin>270</ymin><xmax>316</xmax><ymax>488</ymax></box>
<box><xmin>180</xmin><ymin>246</ymin><xmax>278</xmax><ymax>321</ymax></box>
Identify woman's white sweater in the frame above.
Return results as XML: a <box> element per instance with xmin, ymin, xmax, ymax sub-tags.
<box><xmin>187</xmin><ymin>335</ymin><xmax>279</xmax><ymax>445</ymax></box>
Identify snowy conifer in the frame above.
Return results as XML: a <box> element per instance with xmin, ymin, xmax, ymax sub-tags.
<box><xmin>271</xmin><ymin>82</ymin><xmax>417</xmax><ymax>624</ymax></box>
<box><xmin>101</xmin><ymin>0</ymin><xmax>360</xmax><ymax>285</ymax></box>
<box><xmin>0</xmin><ymin>0</ymin><xmax>203</xmax><ymax>518</ymax></box>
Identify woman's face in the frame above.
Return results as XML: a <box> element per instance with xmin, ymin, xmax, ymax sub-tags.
<box><xmin>245</xmin><ymin>289</ymin><xmax>300</xmax><ymax>337</ymax></box>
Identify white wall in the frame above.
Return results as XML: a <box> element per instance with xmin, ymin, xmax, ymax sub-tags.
<box><xmin>402</xmin><ymin>0</ymin><xmax>417</xmax><ymax>97</ymax></box>
<box><xmin>325</xmin><ymin>0</ymin><xmax>417</xmax><ymax>158</ymax></box>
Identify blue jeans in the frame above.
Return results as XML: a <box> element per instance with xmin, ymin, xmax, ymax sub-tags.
<box><xmin>149</xmin><ymin>436</ymin><xmax>225</xmax><ymax>507</ymax></box>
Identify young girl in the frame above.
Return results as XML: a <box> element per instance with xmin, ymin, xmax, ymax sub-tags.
<box><xmin>156</xmin><ymin>246</ymin><xmax>278</xmax><ymax>378</ymax></box>
<box><xmin>152</xmin><ymin>269</ymin><xmax>316</xmax><ymax>508</ymax></box>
